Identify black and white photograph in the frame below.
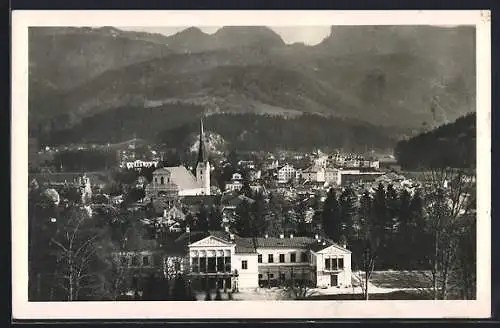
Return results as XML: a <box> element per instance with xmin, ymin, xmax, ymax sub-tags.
<box><xmin>12</xmin><ymin>10</ymin><xmax>491</xmax><ymax>319</ymax></box>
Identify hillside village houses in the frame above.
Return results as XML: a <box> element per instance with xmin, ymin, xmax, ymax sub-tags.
<box><xmin>31</xmin><ymin>113</ymin><xmax>424</xmax><ymax>299</ymax></box>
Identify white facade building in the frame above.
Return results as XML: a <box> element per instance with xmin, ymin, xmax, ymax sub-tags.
<box><xmin>225</xmin><ymin>173</ymin><xmax>243</xmax><ymax>192</ymax></box>
<box><xmin>277</xmin><ymin>164</ymin><xmax>298</xmax><ymax>184</ymax></box>
<box><xmin>182</xmin><ymin>231</ymin><xmax>352</xmax><ymax>290</ymax></box>
<box><xmin>125</xmin><ymin>160</ymin><xmax>159</xmax><ymax>170</ymax></box>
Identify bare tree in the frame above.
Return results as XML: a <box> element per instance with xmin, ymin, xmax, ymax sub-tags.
<box><xmin>49</xmin><ymin>205</ymin><xmax>112</xmax><ymax>301</ymax></box>
<box><xmin>423</xmin><ymin>167</ymin><xmax>475</xmax><ymax>300</ymax></box>
<box><xmin>356</xmin><ymin>187</ymin><xmax>386</xmax><ymax>300</ymax></box>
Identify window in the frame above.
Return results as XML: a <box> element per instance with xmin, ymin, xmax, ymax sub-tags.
<box><xmin>191</xmin><ymin>257</ymin><xmax>199</xmax><ymax>273</ymax></box>
<box><xmin>160</xmin><ymin>177</ymin><xmax>164</xmax><ymax>184</ymax></box>
<box><xmin>269</xmin><ymin>273</ymin><xmax>274</xmax><ymax>279</ymax></box>
<box><xmin>338</xmin><ymin>258</ymin><xmax>344</xmax><ymax>269</ymax></box>
<box><xmin>154</xmin><ymin>177</ymin><xmax>158</xmax><ymax>184</ymax></box>
<box><xmin>121</xmin><ymin>256</ymin><xmax>128</xmax><ymax>266</ymax></box>
<box><xmin>325</xmin><ymin>258</ymin><xmax>331</xmax><ymax>270</ymax></box>
<box><xmin>268</xmin><ymin>254</ymin><xmax>274</xmax><ymax>263</ymax></box>
<box><xmin>217</xmin><ymin>256</ymin><xmax>224</xmax><ymax>272</ymax></box>
<box><xmin>279</xmin><ymin>254</ymin><xmax>285</xmax><ymax>263</ymax></box>
<box><xmin>200</xmin><ymin>257</ymin><xmax>207</xmax><ymax>273</ymax></box>
<box><xmin>131</xmin><ymin>256</ymin><xmax>139</xmax><ymax>266</ymax></box>
<box><xmin>142</xmin><ymin>256</ymin><xmax>149</xmax><ymax>266</ymax></box>
<box><xmin>207</xmin><ymin>257</ymin><xmax>216</xmax><ymax>273</ymax></box>
<box><xmin>290</xmin><ymin>253</ymin><xmax>296</xmax><ymax>263</ymax></box>
<box><xmin>280</xmin><ymin>273</ymin><xmax>286</xmax><ymax>281</ymax></box>
<box><xmin>241</xmin><ymin>260</ymin><xmax>248</xmax><ymax>270</ymax></box>
<box><xmin>174</xmin><ymin>261</ymin><xmax>181</xmax><ymax>271</ymax></box>
<box><xmin>224</xmin><ymin>257</ymin><xmax>231</xmax><ymax>272</ymax></box>
<box><xmin>332</xmin><ymin>258</ymin><xmax>338</xmax><ymax>270</ymax></box>
<box><xmin>301</xmin><ymin>252</ymin><xmax>308</xmax><ymax>262</ymax></box>
<box><xmin>258</xmin><ymin>254</ymin><xmax>262</xmax><ymax>263</ymax></box>
<box><xmin>258</xmin><ymin>274</ymin><xmax>263</xmax><ymax>279</ymax></box>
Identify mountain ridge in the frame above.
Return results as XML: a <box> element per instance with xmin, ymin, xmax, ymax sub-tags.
<box><xmin>29</xmin><ymin>25</ymin><xmax>476</xmax><ymax>145</ymax></box>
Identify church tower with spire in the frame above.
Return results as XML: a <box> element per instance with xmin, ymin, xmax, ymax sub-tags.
<box><xmin>195</xmin><ymin>116</ymin><xmax>211</xmax><ymax>195</ymax></box>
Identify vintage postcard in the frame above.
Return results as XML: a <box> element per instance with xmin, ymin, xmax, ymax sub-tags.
<box><xmin>12</xmin><ymin>10</ymin><xmax>491</xmax><ymax>319</ymax></box>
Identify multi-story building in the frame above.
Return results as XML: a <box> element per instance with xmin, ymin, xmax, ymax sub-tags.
<box><xmin>277</xmin><ymin>164</ymin><xmax>298</xmax><ymax>184</ymax></box>
<box><xmin>225</xmin><ymin>173</ymin><xmax>243</xmax><ymax>192</ymax></box>
<box><xmin>124</xmin><ymin>159</ymin><xmax>159</xmax><ymax>170</ymax></box>
<box><xmin>301</xmin><ymin>165</ymin><xmax>326</xmax><ymax>183</ymax></box>
<box><xmin>179</xmin><ymin>230</ymin><xmax>352</xmax><ymax>291</ymax></box>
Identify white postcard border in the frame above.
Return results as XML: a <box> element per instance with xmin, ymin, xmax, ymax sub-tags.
<box><xmin>11</xmin><ymin>10</ymin><xmax>491</xmax><ymax>319</ymax></box>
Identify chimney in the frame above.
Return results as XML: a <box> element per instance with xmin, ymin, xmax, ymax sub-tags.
<box><xmin>315</xmin><ymin>234</ymin><xmax>319</xmax><ymax>240</ymax></box>
<box><xmin>265</xmin><ymin>234</ymin><xmax>269</xmax><ymax>239</ymax></box>
<box><xmin>225</xmin><ymin>226</ymin><xmax>230</xmax><ymax>233</ymax></box>
<box><xmin>290</xmin><ymin>234</ymin><xmax>294</xmax><ymax>239</ymax></box>
<box><xmin>279</xmin><ymin>234</ymin><xmax>284</xmax><ymax>239</ymax></box>
<box><xmin>230</xmin><ymin>233</ymin><xmax>235</xmax><ymax>241</ymax></box>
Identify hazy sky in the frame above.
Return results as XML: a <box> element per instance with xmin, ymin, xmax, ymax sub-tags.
<box><xmin>119</xmin><ymin>26</ymin><xmax>332</xmax><ymax>45</ymax></box>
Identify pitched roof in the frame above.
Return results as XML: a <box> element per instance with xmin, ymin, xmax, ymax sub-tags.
<box><xmin>169</xmin><ymin>231</ymin><xmax>348</xmax><ymax>255</ymax></box>
<box><xmin>222</xmin><ymin>194</ymin><xmax>255</xmax><ymax>207</ymax></box>
<box><xmin>154</xmin><ymin>166</ymin><xmax>200</xmax><ymax>190</ymax></box>
<box><xmin>181</xmin><ymin>195</ymin><xmax>218</xmax><ymax>207</ymax></box>
<box><xmin>254</xmin><ymin>236</ymin><xmax>315</xmax><ymax>249</ymax></box>
<box><xmin>151</xmin><ymin>199</ymin><xmax>168</xmax><ymax>214</ymax></box>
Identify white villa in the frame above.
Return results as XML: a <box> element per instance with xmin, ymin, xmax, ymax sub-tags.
<box><xmin>171</xmin><ymin>230</ymin><xmax>352</xmax><ymax>291</ymax></box>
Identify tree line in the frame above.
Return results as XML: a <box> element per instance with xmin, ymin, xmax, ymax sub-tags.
<box><xmin>158</xmin><ymin>113</ymin><xmax>397</xmax><ymax>153</ymax></box>
<box><xmin>395</xmin><ymin>112</ymin><xmax>475</xmax><ymax>170</ymax></box>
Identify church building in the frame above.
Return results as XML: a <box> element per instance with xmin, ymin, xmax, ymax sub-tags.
<box><xmin>145</xmin><ymin>117</ymin><xmax>211</xmax><ymax>198</ymax></box>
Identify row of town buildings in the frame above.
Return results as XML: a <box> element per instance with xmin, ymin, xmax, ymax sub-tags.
<box><xmin>116</xmin><ymin>229</ymin><xmax>352</xmax><ymax>291</ymax></box>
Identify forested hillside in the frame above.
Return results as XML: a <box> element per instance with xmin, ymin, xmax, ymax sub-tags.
<box><xmin>395</xmin><ymin>113</ymin><xmax>476</xmax><ymax>169</ymax></box>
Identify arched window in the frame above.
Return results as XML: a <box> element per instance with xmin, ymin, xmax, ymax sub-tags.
<box><xmin>154</xmin><ymin>177</ymin><xmax>158</xmax><ymax>184</ymax></box>
<box><xmin>160</xmin><ymin>177</ymin><xmax>164</xmax><ymax>184</ymax></box>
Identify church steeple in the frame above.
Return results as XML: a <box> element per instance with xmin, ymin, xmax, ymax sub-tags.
<box><xmin>195</xmin><ymin>114</ymin><xmax>211</xmax><ymax>195</ymax></box>
<box><xmin>196</xmin><ymin>115</ymin><xmax>207</xmax><ymax>165</ymax></box>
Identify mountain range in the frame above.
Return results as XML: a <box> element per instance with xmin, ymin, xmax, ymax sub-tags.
<box><xmin>29</xmin><ymin>25</ymin><xmax>476</xmax><ymax>150</ymax></box>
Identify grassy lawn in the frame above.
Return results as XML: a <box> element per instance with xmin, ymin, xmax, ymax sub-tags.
<box><xmin>306</xmin><ymin>290</ymin><xmax>432</xmax><ymax>300</ymax></box>
<box><xmin>369</xmin><ymin>270</ymin><xmax>433</xmax><ymax>289</ymax></box>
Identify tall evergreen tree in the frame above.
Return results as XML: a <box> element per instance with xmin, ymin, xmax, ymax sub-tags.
<box><xmin>196</xmin><ymin>206</ymin><xmax>209</xmax><ymax>232</ymax></box>
<box><xmin>396</xmin><ymin>189</ymin><xmax>413</xmax><ymax>268</ymax></box>
<box><xmin>208</xmin><ymin>205</ymin><xmax>222</xmax><ymax>230</ymax></box>
<box><xmin>240</xmin><ymin>171</ymin><xmax>253</xmax><ymax>198</ymax></box>
<box><xmin>372</xmin><ymin>183</ymin><xmax>388</xmax><ymax>234</ymax></box>
<box><xmin>338</xmin><ymin>186</ymin><xmax>357</xmax><ymax>243</ymax></box>
<box><xmin>409</xmin><ymin>189</ymin><xmax>427</xmax><ymax>268</ymax></box>
<box><xmin>357</xmin><ymin>190</ymin><xmax>372</xmax><ymax>240</ymax></box>
<box><xmin>321</xmin><ymin>188</ymin><xmax>341</xmax><ymax>241</ymax></box>
<box><xmin>251</xmin><ymin>192</ymin><xmax>268</xmax><ymax>236</ymax></box>
<box><xmin>233</xmin><ymin>199</ymin><xmax>253</xmax><ymax>237</ymax></box>
<box><xmin>386</xmin><ymin>184</ymin><xmax>399</xmax><ymax>233</ymax></box>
